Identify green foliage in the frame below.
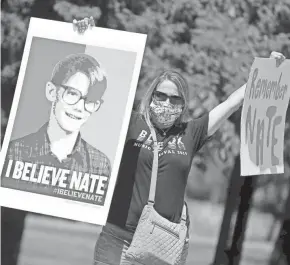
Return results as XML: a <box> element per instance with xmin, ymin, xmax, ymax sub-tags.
<box><xmin>1</xmin><ymin>0</ymin><xmax>290</xmax><ymax>208</ymax></box>
<box><xmin>53</xmin><ymin>1</ymin><xmax>101</xmax><ymax>21</ymax></box>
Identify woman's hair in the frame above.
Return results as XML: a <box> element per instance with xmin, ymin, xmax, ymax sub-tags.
<box><xmin>138</xmin><ymin>70</ymin><xmax>190</xmax><ymax>128</ymax></box>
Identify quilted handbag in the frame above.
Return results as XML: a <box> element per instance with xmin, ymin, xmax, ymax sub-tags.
<box><xmin>125</xmin><ymin>122</ymin><xmax>189</xmax><ymax>265</ymax></box>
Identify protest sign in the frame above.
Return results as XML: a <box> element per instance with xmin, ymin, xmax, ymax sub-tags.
<box><xmin>0</xmin><ymin>18</ymin><xmax>147</xmax><ymax>225</ymax></box>
<box><xmin>240</xmin><ymin>58</ymin><xmax>290</xmax><ymax>176</ymax></box>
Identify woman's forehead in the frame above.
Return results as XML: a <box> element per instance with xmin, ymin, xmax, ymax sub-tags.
<box><xmin>156</xmin><ymin>80</ymin><xmax>180</xmax><ymax>96</ymax></box>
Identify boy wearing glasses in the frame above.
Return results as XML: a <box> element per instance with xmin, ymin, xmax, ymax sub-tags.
<box><xmin>2</xmin><ymin>53</ymin><xmax>111</xmax><ymax>265</ymax></box>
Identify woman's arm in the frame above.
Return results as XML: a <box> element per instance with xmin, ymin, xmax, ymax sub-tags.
<box><xmin>208</xmin><ymin>83</ymin><xmax>246</xmax><ymax>136</ymax></box>
<box><xmin>207</xmin><ymin>51</ymin><xmax>286</xmax><ymax>137</ymax></box>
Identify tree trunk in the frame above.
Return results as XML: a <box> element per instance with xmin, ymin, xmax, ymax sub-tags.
<box><xmin>266</xmin><ymin>216</ymin><xmax>279</xmax><ymax>242</ymax></box>
<box><xmin>228</xmin><ymin>176</ymin><xmax>257</xmax><ymax>265</ymax></box>
<box><xmin>97</xmin><ymin>0</ymin><xmax>110</xmax><ymax>27</ymax></box>
<box><xmin>212</xmin><ymin>109</ymin><xmax>243</xmax><ymax>265</ymax></box>
<box><xmin>212</xmin><ymin>155</ymin><xmax>243</xmax><ymax>265</ymax></box>
<box><xmin>269</xmin><ymin>183</ymin><xmax>290</xmax><ymax>265</ymax></box>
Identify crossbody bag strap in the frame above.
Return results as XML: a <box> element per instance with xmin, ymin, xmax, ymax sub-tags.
<box><xmin>147</xmin><ymin>123</ymin><xmax>188</xmax><ymax>225</ymax></box>
<box><xmin>181</xmin><ymin>204</ymin><xmax>187</xmax><ymax>222</ymax></box>
<box><xmin>148</xmin><ymin>125</ymin><xmax>159</xmax><ymax>205</ymax></box>
<box><xmin>147</xmin><ymin>124</ymin><xmax>179</xmax><ymax>205</ymax></box>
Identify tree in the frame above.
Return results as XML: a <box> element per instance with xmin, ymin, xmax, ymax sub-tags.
<box><xmin>1</xmin><ymin>0</ymin><xmax>36</xmax><ymax>141</ymax></box>
<box><xmin>269</xmin><ymin>177</ymin><xmax>290</xmax><ymax>265</ymax></box>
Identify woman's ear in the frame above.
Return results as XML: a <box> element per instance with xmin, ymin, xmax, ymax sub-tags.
<box><xmin>46</xmin><ymin>82</ymin><xmax>57</xmax><ymax>102</ymax></box>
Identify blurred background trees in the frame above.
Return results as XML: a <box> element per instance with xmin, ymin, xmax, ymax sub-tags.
<box><xmin>1</xmin><ymin>0</ymin><xmax>290</xmax><ymax>264</ymax></box>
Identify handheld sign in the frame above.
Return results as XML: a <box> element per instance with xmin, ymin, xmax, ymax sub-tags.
<box><xmin>0</xmin><ymin>18</ymin><xmax>147</xmax><ymax>225</ymax></box>
<box><xmin>240</xmin><ymin>58</ymin><xmax>290</xmax><ymax>176</ymax></box>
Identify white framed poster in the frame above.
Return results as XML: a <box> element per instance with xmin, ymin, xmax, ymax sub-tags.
<box><xmin>0</xmin><ymin>17</ymin><xmax>147</xmax><ymax>225</ymax></box>
<box><xmin>240</xmin><ymin>58</ymin><xmax>290</xmax><ymax>176</ymax></box>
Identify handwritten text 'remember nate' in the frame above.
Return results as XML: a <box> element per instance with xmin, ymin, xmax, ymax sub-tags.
<box><xmin>245</xmin><ymin>68</ymin><xmax>288</xmax><ymax>167</ymax></box>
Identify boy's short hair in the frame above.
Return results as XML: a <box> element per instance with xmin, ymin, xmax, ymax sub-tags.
<box><xmin>51</xmin><ymin>53</ymin><xmax>107</xmax><ymax>99</ymax></box>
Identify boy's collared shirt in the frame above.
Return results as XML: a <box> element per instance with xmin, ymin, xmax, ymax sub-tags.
<box><xmin>2</xmin><ymin>123</ymin><xmax>111</xmax><ymax>199</ymax></box>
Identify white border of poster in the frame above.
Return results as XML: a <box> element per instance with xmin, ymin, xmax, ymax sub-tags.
<box><xmin>240</xmin><ymin>58</ymin><xmax>290</xmax><ymax>176</ymax></box>
<box><xmin>0</xmin><ymin>17</ymin><xmax>147</xmax><ymax>225</ymax></box>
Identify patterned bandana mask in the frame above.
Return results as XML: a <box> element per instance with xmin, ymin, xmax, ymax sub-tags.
<box><xmin>149</xmin><ymin>98</ymin><xmax>183</xmax><ymax>128</ymax></box>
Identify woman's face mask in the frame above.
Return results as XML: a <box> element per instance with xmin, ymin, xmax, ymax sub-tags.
<box><xmin>149</xmin><ymin>80</ymin><xmax>185</xmax><ymax>129</ymax></box>
<box><xmin>149</xmin><ymin>97</ymin><xmax>183</xmax><ymax>129</ymax></box>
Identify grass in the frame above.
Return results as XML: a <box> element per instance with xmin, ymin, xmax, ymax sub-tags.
<box><xmin>185</xmin><ymin>199</ymin><xmax>279</xmax><ymax>242</ymax></box>
<box><xmin>17</xmin><ymin>199</ymin><xmax>276</xmax><ymax>265</ymax></box>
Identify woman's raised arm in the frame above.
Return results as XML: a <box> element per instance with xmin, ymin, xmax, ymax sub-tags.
<box><xmin>207</xmin><ymin>51</ymin><xmax>286</xmax><ymax>137</ymax></box>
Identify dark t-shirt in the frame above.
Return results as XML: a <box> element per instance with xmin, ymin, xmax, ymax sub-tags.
<box><xmin>107</xmin><ymin>111</ymin><xmax>209</xmax><ymax>231</ymax></box>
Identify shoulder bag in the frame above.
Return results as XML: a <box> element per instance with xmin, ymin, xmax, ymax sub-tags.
<box><xmin>125</xmin><ymin>123</ymin><xmax>189</xmax><ymax>265</ymax></box>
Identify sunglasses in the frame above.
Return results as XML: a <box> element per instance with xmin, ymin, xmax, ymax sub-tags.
<box><xmin>153</xmin><ymin>91</ymin><xmax>184</xmax><ymax>105</ymax></box>
<box><xmin>61</xmin><ymin>85</ymin><xmax>103</xmax><ymax>113</ymax></box>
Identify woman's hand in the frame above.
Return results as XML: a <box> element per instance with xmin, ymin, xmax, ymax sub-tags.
<box><xmin>270</xmin><ymin>51</ymin><xmax>286</xmax><ymax>67</ymax></box>
<box><xmin>73</xmin><ymin>17</ymin><xmax>95</xmax><ymax>34</ymax></box>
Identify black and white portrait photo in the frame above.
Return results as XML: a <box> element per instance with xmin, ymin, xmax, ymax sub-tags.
<box><xmin>0</xmin><ymin>18</ymin><xmax>147</xmax><ymax>225</ymax></box>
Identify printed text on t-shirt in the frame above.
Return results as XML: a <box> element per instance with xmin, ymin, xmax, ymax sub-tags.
<box><xmin>134</xmin><ymin>130</ymin><xmax>188</xmax><ymax>156</ymax></box>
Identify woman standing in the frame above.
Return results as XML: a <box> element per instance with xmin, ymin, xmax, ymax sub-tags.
<box><xmin>74</xmin><ymin>18</ymin><xmax>286</xmax><ymax>265</ymax></box>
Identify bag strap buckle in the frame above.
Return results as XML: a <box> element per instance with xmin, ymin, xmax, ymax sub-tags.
<box><xmin>148</xmin><ymin>200</ymin><xmax>154</xmax><ymax>207</ymax></box>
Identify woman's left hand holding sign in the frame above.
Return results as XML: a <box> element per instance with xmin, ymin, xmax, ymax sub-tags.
<box><xmin>73</xmin><ymin>16</ymin><xmax>95</xmax><ymax>34</ymax></box>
